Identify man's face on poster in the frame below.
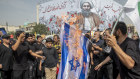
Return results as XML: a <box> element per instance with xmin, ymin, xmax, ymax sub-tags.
<box><xmin>82</xmin><ymin>2</ymin><xmax>91</xmax><ymax>17</ymax></box>
<box><xmin>82</xmin><ymin>2</ymin><xmax>91</xmax><ymax>11</ymax></box>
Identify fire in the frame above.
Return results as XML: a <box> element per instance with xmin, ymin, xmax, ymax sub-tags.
<box><xmin>62</xmin><ymin>12</ymin><xmax>84</xmax><ymax>67</ymax></box>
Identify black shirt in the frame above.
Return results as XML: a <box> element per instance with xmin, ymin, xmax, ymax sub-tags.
<box><xmin>13</xmin><ymin>42</ymin><xmax>30</xmax><ymax>70</ymax></box>
<box><xmin>92</xmin><ymin>39</ymin><xmax>104</xmax><ymax>64</ymax></box>
<box><xmin>101</xmin><ymin>42</ymin><xmax>112</xmax><ymax>65</ymax></box>
<box><xmin>34</xmin><ymin>43</ymin><xmax>45</xmax><ymax>51</ymax></box>
<box><xmin>109</xmin><ymin>37</ymin><xmax>140</xmax><ymax>79</ymax></box>
<box><xmin>0</xmin><ymin>44</ymin><xmax>13</xmax><ymax>71</ymax></box>
<box><xmin>42</xmin><ymin>47</ymin><xmax>58</xmax><ymax>68</ymax></box>
<box><xmin>27</xmin><ymin>42</ymin><xmax>36</xmax><ymax>62</ymax></box>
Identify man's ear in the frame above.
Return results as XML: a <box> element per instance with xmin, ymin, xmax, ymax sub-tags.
<box><xmin>118</xmin><ymin>29</ymin><xmax>121</xmax><ymax>36</ymax></box>
<box><xmin>16</xmin><ymin>36</ymin><xmax>19</xmax><ymax>39</ymax></box>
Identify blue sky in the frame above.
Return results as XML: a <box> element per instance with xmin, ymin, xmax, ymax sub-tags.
<box><xmin>0</xmin><ymin>0</ymin><xmax>39</xmax><ymax>26</ymax></box>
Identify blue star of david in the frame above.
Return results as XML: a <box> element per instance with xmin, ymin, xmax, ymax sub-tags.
<box><xmin>69</xmin><ymin>57</ymin><xmax>80</xmax><ymax>71</ymax></box>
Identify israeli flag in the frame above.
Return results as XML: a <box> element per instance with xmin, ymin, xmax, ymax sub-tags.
<box><xmin>58</xmin><ymin>23</ymin><xmax>90</xmax><ymax>79</ymax></box>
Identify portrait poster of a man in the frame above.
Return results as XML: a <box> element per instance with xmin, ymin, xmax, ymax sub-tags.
<box><xmin>76</xmin><ymin>0</ymin><xmax>100</xmax><ymax>33</ymax></box>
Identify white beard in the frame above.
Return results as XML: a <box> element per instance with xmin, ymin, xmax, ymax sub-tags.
<box><xmin>81</xmin><ymin>9</ymin><xmax>91</xmax><ymax>17</ymax></box>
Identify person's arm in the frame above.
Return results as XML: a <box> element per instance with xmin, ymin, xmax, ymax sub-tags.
<box><xmin>90</xmin><ymin>52</ymin><xmax>94</xmax><ymax>65</ymax></box>
<box><xmin>93</xmin><ymin>44</ymin><xmax>103</xmax><ymax>51</ymax></box>
<box><xmin>35</xmin><ymin>50</ymin><xmax>43</xmax><ymax>55</ymax></box>
<box><xmin>29</xmin><ymin>50</ymin><xmax>43</xmax><ymax>59</ymax></box>
<box><xmin>93</xmin><ymin>50</ymin><xmax>100</xmax><ymax>55</ymax></box>
<box><xmin>12</xmin><ymin>32</ymin><xmax>25</xmax><ymax>51</ymax></box>
<box><xmin>0</xmin><ymin>64</ymin><xmax>2</xmax><ymax>69</ymax></box>
<box><xmin>116</xmin><ymin>73</ymin><xmax>121</xmax><ymax>79</ymax></box>
<box><xmin>94</xmin><ymin>56</ymin><xmax>111</xmax><ymax>70</ymax></box>
<box><xmin>107</xmin><ymin>35</ymin><xmax>135</xmax><ymax>69</ymax></box>
<box><xmin>39</xmin><ymin>60</ymin><xmax>42</xmax><ymax>71</ymax></box>
<box><xmin>112</xmin><ymin>44</ymin><xmax>134</xmax><ymax>69</ymax></box>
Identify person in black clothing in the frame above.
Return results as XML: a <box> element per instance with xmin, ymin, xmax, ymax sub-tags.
<box><xmin>88</xmin><ymin>31</ymin><xmax>104</xmax><ymax>79</ymax></box>
<box><xmin>40</xmin><ymin>38</ymin><xmax>58</xmax><ymax>79</ymax></box>
<box><xmin>132</xmin><ymin>33</ymin><xmax>139</xmax><ymax>51</ymax></box>
<box><xmin>0</xmin><ymin>34</ymin><xmax>13</xmax><ymax>79</ymax></box>
<box><xmin>34</xmin><ymin>36</ymin><xmax>45</xmax><ymax>51</ymax></box>
<box><xmin>97</xmin><ymin>28</ymin><xmax>113</xmax><ymax>79</ymax></box>
<box><xmin>26</xmin><ymin>34</ymin><xmax>38</xmax><ymax>79</ymax></box>
<box><xmin>34</xmin><ymin>35</ymin><xmax>45</xmax><ymax>79</ymax></box>
<box><xmin>95</xmin><ymin>21</ymin><xmax>140</xmax><ymax>79</ymax></box>
<box><xmin>12</xmin><ymin>31</ymin><xmax>44</xmax><ymax>79</ymax></box>
<box><xmin>31</xmin><ymin>34</ymin><xmax>36</xmax><ymax>44</ymax></box>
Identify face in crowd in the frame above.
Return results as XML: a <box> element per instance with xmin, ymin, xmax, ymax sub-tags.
<box><xmin>32</xmin><ymin>35</ymin><xmax>36</xmax><ymax>42</ymax></box>
<box><xmin>46</xmin><ymin>42</ymin><xmax>52</xmax><ymax>48</ymax></box>
<box><xmin>103</xmin><ymin>29</ymin><xmax>111</xmax><ymax>39</ymax></box>
<box><xmin>53</xmin><ymin>35</ymin><xmax>60</xmax><ymax>44</ymax></box>
<box><xmin>27</xmin><ymin>36</ymin><xmax>33</xmax><ymax>43</ymax></box>
<box><xmin>45</xmin><ymin>38</ymin><xmax>53</xmax><ymax>48</ymax></box>
<box><xmin>3</xmin><ymin>38</ymin><xmax>10</xmax><ymax>44</ymax></box>
<box><xmin>93</xmin><ymin>31</ymin><xmax>100</xmax><ymax>40</ymax></box>
<box><xmin>37</xmin><ymin>36</ymin><xmax>43</xmax><ymax>43</ymax></box>
<box><xmin>132</xmin><ymin>34</ymin><xmax>139</xmax><ymax>40</ymax></box>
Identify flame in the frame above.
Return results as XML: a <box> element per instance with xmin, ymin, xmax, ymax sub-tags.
<box><xmin>62</xmin><ymin>12</ymin><xmax>84</xmax><ymax>65</ymax></box>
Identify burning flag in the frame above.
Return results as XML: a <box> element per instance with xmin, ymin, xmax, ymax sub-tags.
<box><xmin>58</xmin><ymin>23</ymin><xmax>90</xmax><ymax>79</ymax></box>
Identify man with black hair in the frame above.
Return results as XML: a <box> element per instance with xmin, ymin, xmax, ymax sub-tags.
<box><xmin>53</xmin><ymin>35</ymin><xmax>61</xmax><ymax>77</ymax></box>
<box><xmin>26</xmin><ymin>34</ymin><xmax>38</xmax><ymax>79</ymax></box>
<box><xmin>32</xmin><ymin>34</ymin><xmax>36</xmax><ymax>44</ymax></box>
<box><xmin>34</xmin><ymin>35</ymin><xmax>45</xmax><ymax>79</ymax></box>
<box><xmin>34</xmin><ymin>36</ymin><xmax>45</xmax><ymax>51</ymax></box>
<box><xmin>12</xmin><ymin>31</ymin><xmax>44</xmax><ymax>79</ymax></box>
<box><xmin>0</xmin><ymin>34</ymin><xmax>13</xmax><ymax>79</ymax></box>
<box><xmin>95</xmin><ymin>21</ymin><xmax>140</xmax><ymax>79</ymax></box>
<box><xmin>97</xmin><ymin>28</ymin><xmax>113</xmax><ymax>79</ymax></box>
<box><xmin>40</xmin><ymin>38</ymin><xmax>58</xmax><ymax>79</ymax></box>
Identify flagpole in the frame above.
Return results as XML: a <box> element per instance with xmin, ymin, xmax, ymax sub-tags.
<box><xmin>111</xmin><ymin>8</ymin><xmax>124</xmax><ymax>35</ymax></box>
<box><xmin>86</xmin><ymin>8</ymin><xmax>124</xmax><ymax>45</ymax></box>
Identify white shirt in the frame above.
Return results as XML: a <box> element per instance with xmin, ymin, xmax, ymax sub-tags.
<box><xmin>84</xmin><ymin>17</ymin><xmax>91</xmax><ymax>30</ymax></box>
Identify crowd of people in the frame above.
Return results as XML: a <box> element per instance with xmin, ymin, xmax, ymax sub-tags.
<box><xmin>0</xmin><ymin>21</ymin><xmax>140</xmax><ymax>79</ymax></box>
<box><xmin>0</xmin><ymin>32</ymin><xmax>60</xmax><ymax>79</ymax></box>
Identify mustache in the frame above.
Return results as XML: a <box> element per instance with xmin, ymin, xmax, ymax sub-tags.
<box><xmin>82</xmin><ymin>9</ymin><xmax>91</xmax><ymax>17</ymax></box>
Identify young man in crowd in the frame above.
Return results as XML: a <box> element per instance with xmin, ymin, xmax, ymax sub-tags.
<box><xmin>40</xmin><ymin>38</ymin><xmax>59</xmax><ymax>79</ymax></box>
<box><xmin>53</xmin><ymin>35</ymin><xmax>61</xmax><ymax>65</ymax></box>
<box><xmin>32</xmin><ymin>34</ymin><xmax>36</xmax><ymax>44</ymax></box>
<box><xmin>12</xmin><ymin>31</ymin><xmax>44</xmax><ymax>79</ymax></box>
<box><xmin>98</xmin><ymin>28</ymin><xmax>113</xmax><ymax>79</ymax></box>
<box><xmin>95</xmin><ymin>21</ymin><xmax>140</xmax><ymax>79</ymax></box>
<box><xmin>0</xmin><ymin>34</ymin><xmax>13</xmax><ymax>79</ymax></box>
<box><xmin>34</xmin><ymin>35</ymin><xmax>45</xmax><ymax>51</ymax></box>
<box><xmin>34</xmin><ymin>35</ymin><xmax>45</xmax><ymax>79</ymax></box>
<box><xmin>53</xmin><ymin>35</ymin><xmax>61</xmax><ymax>76</ymax></box>
<box><xmin>26</xmin><ymin>34</ymin><xmax>38</xmax><ymax>79</ymax></box>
